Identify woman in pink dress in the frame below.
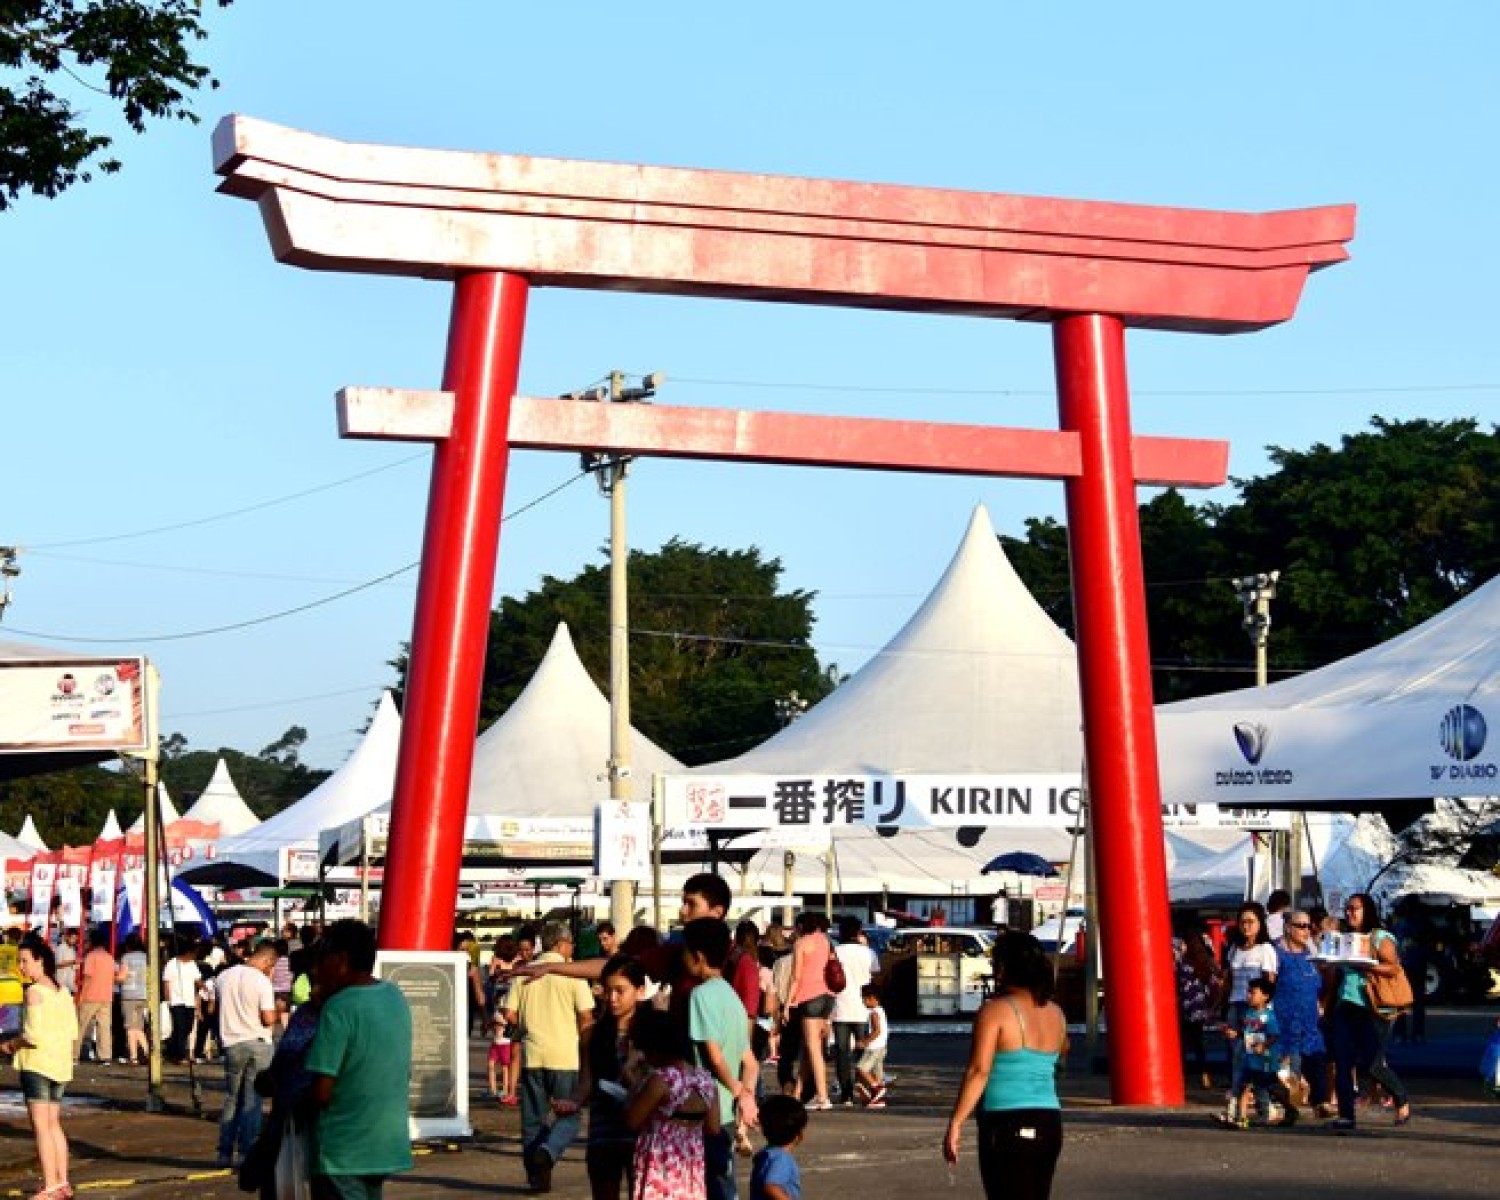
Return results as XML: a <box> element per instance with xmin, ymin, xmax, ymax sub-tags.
<box><xmin>625</xmin><ymin>1007</ymin><xmax>720</xmax><ymax>1200</ymax></box>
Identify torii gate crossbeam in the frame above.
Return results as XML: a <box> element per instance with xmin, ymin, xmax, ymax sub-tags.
<box><xmin>215</xmin><ymin>116</ymin><xmax>1354</xmax><ymax>1106</ymax></box>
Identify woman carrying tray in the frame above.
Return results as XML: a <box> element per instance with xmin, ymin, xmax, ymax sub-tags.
<box><xmin>1326</xmin><ymin>893</ymin><xmax>1411</xmax><ymax>1131</ymax></box>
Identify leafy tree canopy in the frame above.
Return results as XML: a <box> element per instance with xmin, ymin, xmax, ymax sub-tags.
<box><xmin>0</xmin><ymin>0</ymin><xmax>232</xmax><ymax>210</ymax></box>
<box><xmin>390</xmin><ymin>538</ymin><xmax>835</xmax><ymax>766</ymax></box>
<box><xmin>1004</xmin><ymin>417</ymin><xmax>1500</xmax><ymax>701</ymax></box>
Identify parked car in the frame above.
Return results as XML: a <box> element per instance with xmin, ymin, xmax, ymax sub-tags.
<box><xmin>876</xmin><ymin>926</ymin><xmax>996</xmax><ymax>1019</ymax></box>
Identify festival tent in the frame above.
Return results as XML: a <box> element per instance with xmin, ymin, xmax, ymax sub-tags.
<box><xmin>127</xmin><ymin>783</ymin><xmax>180</xmax><ymax>834</ymax></box>
<box><xmin>96</xmin><ymin>810</ymin><xmax>123</xmax><ymax>841</ymax></box>
<box><xmin>15</xmin><ymin>815</ymin><xmax>48</xmax><ymax>852</ymax></box>
<box><xmin>322</xmin><ymin>624</ymin><xmax>686</xmax><ymax>865</ymax></box>
<box><xmin>688</xmin><ymin>505</ymin><xmax>1123</xmax><ymax>900</ymax></box>
<box><xmin>705</xmin><ymin>504</ymin><xmax>1083</xmax><ymax>778</ymax></box>
<box><xmin>180</xmin><ymin>691</ymin><xmax>402</xmax><ymax>887</ymax></box>
<box><xmin>180</xmin><ymin>758</ymin><xmax>262</xmax><ymax>836</ymax></box>
<box><xmin>1156</xmin><ymin>571</ymin><xmax>1500</xmax><ymax>806</ymax></box>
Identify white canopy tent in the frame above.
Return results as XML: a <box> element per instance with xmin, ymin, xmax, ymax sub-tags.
<box><xmin>15</xmin><ymin>815</ymin><xmax>47</xmax><ymax>852</ymax></box>
<box><xmin>683</xmin><ymin>505</ymin><xmax>1254</xmax><ymax>901</ymax></box>
<box><xmin>127</xmin><ymin>782</ymin><xmax>180</xmax><ymax>834</ymax></box>
<box><xmin>96</xmin><ymin>809</ymin><xmax>123</xmax><ymax>842</ymax></box>
<box><xmin>180</xmin><ymin>758</ymin><xmax>262</xmax><ymax>836</ymax></box>
<box><xmin>323</xmin><ymin>623</ymin><xmax>685</xmax><ymax>865</ymax></box>
<box><xmin>1156</xmin><ymin>571</ymin><xmax>1500</xmax><ymax>806</ymax></box>
<box><xmin>180</xmin><ymin>691</ymin><xmax>401</xmax><ymax>886</ymax></box>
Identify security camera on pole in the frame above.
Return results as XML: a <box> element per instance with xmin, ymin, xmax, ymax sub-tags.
<box><xmin>581</xmin><ymin>371</ymin><xmax>663</xmax><ymax>934</ymax></box>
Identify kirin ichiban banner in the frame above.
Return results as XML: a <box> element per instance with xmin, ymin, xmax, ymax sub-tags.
<box><xmin>661</xmin><ymin>774</ymin><xmax>1084</xmax><ymax>830</ymax></box>
<box><xmin>661</xmin><ymin>775</ymin><xmax>1291</xmax><ymax>832</ymax></box>
<box><xmin>0</xmin><ymin>657</ymin><xmax>147</xmax><ymax>753</ymax></box>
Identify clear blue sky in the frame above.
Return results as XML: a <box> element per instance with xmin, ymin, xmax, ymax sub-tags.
<box><xmin>4</xmin><ymin>4</ymin><xmax>1498</xmax><ymax>769</ymax></box>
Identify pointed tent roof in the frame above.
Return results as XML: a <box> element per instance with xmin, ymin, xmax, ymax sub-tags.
<box><xmin>127</xmin><ymin>782</ymin><xmax>180</xmax><ymax>834</ymax></box>
<box><xmin>97</xmin><ymin>809</ymin><xmax>123</xmax><ymax>841</ymax></box>
<box><xmin>16</xmin><ymin>815</ymin><xmax>48</xmax><ymax>852</ymax></box>
<box><xmin>0</xmin><ymin>830</ymin><xmax>38</xmax><ymax>862</ymax></box>
<box><xmin>183</xmin><ymin>691</ymin><xmax>402</xmax><ymax>884</ymax></box>
<box><xmin>181</xmin><ymin>758</ymin><xmax>261</xmax><ymax>836</ymax></box>
<box><xmin>466</xmin><ymin>623</ymin><xmax>685</xmax><ymax>817</ymax></box>
<box><xmin>704</xmin><ymin>504</ymin><xmax>1082</xmax><ymax>775</ymax></box>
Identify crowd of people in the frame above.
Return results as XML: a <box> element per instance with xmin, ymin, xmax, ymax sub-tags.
<box><xmin>1175</xmin><ymin>889</ymin><xmax>1415</xmax><ymax>1133</ymax></box>
<box><xmin>0</xmin><ymin>873</ymin><xmax>1439</xmax><ymax>1200</ymax></box>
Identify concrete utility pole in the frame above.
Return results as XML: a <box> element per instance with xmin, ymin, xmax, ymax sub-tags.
<box><xmin>582</xmin><ymin>371</ymin><xmax>663</xmax><ymax>934</ymax></box>
<box><xmin>1232</xmin><ymin>572</ymin><xmax>1299</xmax><ymax>896</ymax></box>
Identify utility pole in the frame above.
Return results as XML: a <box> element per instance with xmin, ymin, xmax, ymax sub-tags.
<box><xmin>1232</xmin><ymin>572</ymin><xmax>1298</xmax><ymax>897</ymax></box>
<box><xmin>0</xmin><ymin>547</ymin><xmax>19</xmax><ymax>623</ymax></box>
<box><xmin>582</xmin><ymin>371</ymin><xmax>663</xmax><ymax>935</ymax></box>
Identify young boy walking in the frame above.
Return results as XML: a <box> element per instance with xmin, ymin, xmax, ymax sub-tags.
<box><xmin>1217</xmin><ymin>975</ymin><xmax>1283</xmax><ymax>1128</ymax></box>
<box><xmin>853</xmin><ymin>984</ymin><xmax>889</xmax><ymax>1108</ymax></box>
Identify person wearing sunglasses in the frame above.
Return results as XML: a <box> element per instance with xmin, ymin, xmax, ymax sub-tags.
<box><xmin>1273</xmin><ymin>911</ymin><xmax>1331</xmax><ymax>1119</ymax></box>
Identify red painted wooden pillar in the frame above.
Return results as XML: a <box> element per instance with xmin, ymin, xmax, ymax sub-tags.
<box><xmin>1053</xmin><ymin>313</ymin><xmax>1183</xmax><ymax>1106</ymax></box>
<box><xmin>378</xmin><ymin>271</ymin><xmax>529</xmax><ymax>950</ymax></box>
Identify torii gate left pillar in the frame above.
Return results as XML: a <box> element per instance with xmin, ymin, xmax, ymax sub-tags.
<box><xmin>215</xmin><ymin>117</ymin><xmax>1353</xmax><ymax>1106</ymax></box>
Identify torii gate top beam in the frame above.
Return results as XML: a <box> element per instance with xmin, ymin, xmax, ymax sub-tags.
<box><xmin>214</xmin><ymin>116</ymin><xmax>1353</xmax><ymax>334</ymax></box>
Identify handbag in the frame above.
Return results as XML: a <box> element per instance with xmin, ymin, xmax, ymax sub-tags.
<box><xmin>823</xmin><ymin>937</ymin><xmax>847</xmax><ymax>994</ymax></box>
<box><xmin>1365</xmin><ymin>933</ymin><xmax>1415</xmax><ymax>1016</ymax></box>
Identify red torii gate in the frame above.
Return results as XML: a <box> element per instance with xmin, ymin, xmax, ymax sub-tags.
<box><xmin>215</xmin><ymin>116</ymin><xmax>1353</xmax><ymax>1105</ymax></box>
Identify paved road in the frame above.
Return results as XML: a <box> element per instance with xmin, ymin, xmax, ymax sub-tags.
<box><xmin>1</xmin><ymin>1007</ymin><xmax>1495</xmax><ymax>1198</ymax></box>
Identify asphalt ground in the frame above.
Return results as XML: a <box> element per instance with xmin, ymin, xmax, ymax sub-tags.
<box><xmin>0</xmin><ymin>1006</ymin><xmax>1495</xmax><ymax>1198</ymax></box>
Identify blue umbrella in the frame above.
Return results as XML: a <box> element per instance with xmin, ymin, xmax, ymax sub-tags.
<box><xmin>980</xmin><ymin>851</ymin><xmax>1059</xmax><ymax>878</ymax></box>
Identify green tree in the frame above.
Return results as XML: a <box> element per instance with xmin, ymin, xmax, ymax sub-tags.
<box><xmin>1214</xmin><ymin>417</ymin><xmax>1500</xmax><ymax>668</ymax></box>
<box><xmin>1</xmin><ymin>0</ymin><xmax>232</xmax><ymax>209</ymax></box>
<box><xmin>390</xmin><ymin>538</ymin><xmax>835</xmax><ymax>765</ymax></box>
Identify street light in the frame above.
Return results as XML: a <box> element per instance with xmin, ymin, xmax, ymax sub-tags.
<box><xmin>0</xmin><ymin>547</ymin><xmax>19</xmax><ymax>623</ymax></box>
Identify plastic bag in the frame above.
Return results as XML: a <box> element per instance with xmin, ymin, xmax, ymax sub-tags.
<box><xmin>1481</xmin><ymin>1026</ymin><xmax>1500</xmax><ymax>1098</ymax></box>
<box><xmin>274</xmin><ymin>1112</ymin><xmax>313</xmax><ymax>1200</ymax></box>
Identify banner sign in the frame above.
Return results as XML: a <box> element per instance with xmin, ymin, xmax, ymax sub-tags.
<box><xmin>1157</xmin><ymin>701</ymin><xmax>1500</xmax><ymax>804</ymax></box>
<box><xmin>0</xmin><ymin>657</ymin><xmax>147</xmax><ymax>753</ymax></box>
<box><xmin>661</xmin><ymin>774</ymin><xmax>1291</xmax><ymax>832</ymax></box>
<box><xmin>594</xmin><ymin>802</ymin><xmax>651</xmax><ymax>880</ymax></box>
<box><xmin>663</xmin><ymin>774</ymin><xmax>1084</xmax><ymax>830</ymax></box>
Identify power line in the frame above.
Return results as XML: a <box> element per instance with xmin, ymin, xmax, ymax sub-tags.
<box><xmin>26</xmin><ymin>452</ymin><xmax>428</xmax><ymax>550</ymax></box>
<box><xmin>5</xmin><ymin>468</ymin><xmax>590</xmax><ymax>644</ymax></box>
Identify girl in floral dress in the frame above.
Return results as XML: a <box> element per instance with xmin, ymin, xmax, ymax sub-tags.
<box><xmin>625</xmin><ymin>1007</ymin><xmax>720</xmax><ymax>1200</ymax></box>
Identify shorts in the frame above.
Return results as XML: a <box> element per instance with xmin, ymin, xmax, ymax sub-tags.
<box><xmin>797</xmin><ymin>994</ymin><xmax>835</xmax><ymax>1020</ymax></box>
<box><xmin>856</xmin><ymin>1047</ymin><xmax>886</xmax><ymax>1076</ymax></box>
<box><xmin>20</xmin><ymin>1071</ymin><xmax>66</xmax><ymax>1103</ymax></box>
<box><xmin>122</xmin><ymin>999</ymin><xmax>148</xmax><ymax>1031</ymax></box>
<box><xmin>487</xmin><ymin>1042</ymin><xmax>513</xmax><ymax>1066</ymax></box>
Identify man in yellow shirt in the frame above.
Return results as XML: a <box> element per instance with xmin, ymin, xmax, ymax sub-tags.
<box><xmin>0</xmin><ymin>928</ymin><xmax>25</xmax><ymax>1037</ymax></box>
<box><xmin>504</xmin><ymin>921</ymin><xmax>593</xmax><ymax>1193</ymax></box>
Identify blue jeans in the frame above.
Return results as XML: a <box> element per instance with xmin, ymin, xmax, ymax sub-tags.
<box><xmin>521</xmin><ymin>1068</ymin><xmax>581</xmax><ymax>1166</ymax></box>
<box><xmin>217</xmin><ymin>1038</ymin><xmax>273</xmax><ymax>1160</ymax></box>
<box><xmin>1331</xmin><ymin>1001</ymin><xmax>1406</xmax><ymax>1121</ymax></box>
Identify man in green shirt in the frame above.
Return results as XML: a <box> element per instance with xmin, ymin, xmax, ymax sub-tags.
<box><xmin>306</xmin><ymin>920</ymin><xmax>412</xmax><ymax>1200</ymax></box>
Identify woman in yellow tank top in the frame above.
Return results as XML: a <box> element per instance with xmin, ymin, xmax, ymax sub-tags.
<box><xmin>1</xmin><ymin>934</ymin><xmax>79</xmax><ymax>1199</ymax></box>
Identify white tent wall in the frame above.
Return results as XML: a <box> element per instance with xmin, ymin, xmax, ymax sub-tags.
<box><xmin>1156</xmin><ymin>570</ymin><xmax>1500</xmax><ymax>806</ymax></box>
<box><xmin>180</xmin><ymin>758</ymin><xmax>262</xmax><ymax>836</ymax></box>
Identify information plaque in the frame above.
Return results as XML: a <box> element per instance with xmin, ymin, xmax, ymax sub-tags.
<box><xmin>375</xmin><ymin>950</ymin><xmax>473</xmax><ymax>1139</ymax></box>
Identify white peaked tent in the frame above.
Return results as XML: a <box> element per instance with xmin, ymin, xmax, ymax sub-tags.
<box><xmin>1157</xmin><ymin>571</ymin><xmax>1500</xmax><ymax>806</ymax></box>
<box><xmin>696</xmin><ymin>504</ymin><xmax>1086</xmax><ymax>896</ymax></box>
<box><xmin>323</xmin><ymin>625</ymin><xmax>686</xmax><ymax>864</ymax></box>
<box><xmin>16</xmin><ymin>815</ymin><xmax>48</xmax><ymax>852</ymax></box>
<box><xmin>711</xmin><ymin>504</ymin><xmax>1083</xmax><ymax>776</ymax></box>
<box><xmin>181</xmin><ymin>758</ymin><xmax>262</xmax><ymax>836</ymax></box>
<box><xmin>0</xmin><ymin>831</ymin><xmax>38</xmax><ymax>864</ymax></box>
<box><xmin>96</xmin><ymin>809</ymin><xmax>123</xmax><ymax>841</ymax></box>
<box><xmin>127</xmin><ymin>782</ymin><xmax>181</xmax><ymax>834</ymax></box>
<box><xmin>468</xmin><ymin>623</ymin><xmax>684</xmax><ymax>819</ymax></box>
<box><xmin>181</xmin><ymin>692</ymin><xmax>402</xmax><ymax>886</ymax></box>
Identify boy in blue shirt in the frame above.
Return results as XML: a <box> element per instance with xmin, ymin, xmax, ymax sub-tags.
<box><xmin>1218</xmin><ymin>975</ymin><xmax>1282</xmax><ymax>1128</ymax></box>
<box><xmin>750</xmin><ymin>1094</ymin><xmax>807</xmax><ymax>1200</ymax></box>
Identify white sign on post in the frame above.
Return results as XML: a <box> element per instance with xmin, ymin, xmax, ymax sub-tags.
<box><xmin>594</xmin><ymin>802</ymin><xmax>651</xmax><ymax>881</ymax></box>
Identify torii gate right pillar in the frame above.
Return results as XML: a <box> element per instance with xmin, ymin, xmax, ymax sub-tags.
<box><xmin>1055</xmin><ymin>314</ymin><xmax>1178</xmax><ymax>1103</ymax></box>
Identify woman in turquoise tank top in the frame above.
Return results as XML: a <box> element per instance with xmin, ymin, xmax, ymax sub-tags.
<box><xmin>943</xmin><ymin>931</ymin><xmax>1067</xmax><ymax>1200</ymax></box>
